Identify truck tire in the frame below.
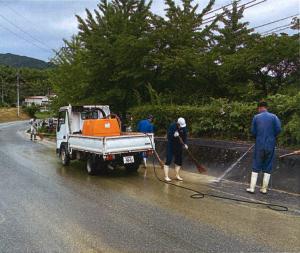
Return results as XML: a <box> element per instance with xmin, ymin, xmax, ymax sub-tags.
<box><xmin>124</xmin><ymin>164</ymin><xmax>140</xmax><ymax>173</ymax></box>
<box><xmin>86</xmin><ymin>155</ymin><xmax>97</xmax><ymax>175</ymax></box>
<box><xmin>61</xmin><ymin>146</ymin><xmax>70</xmax><ymax>166</ymax></box>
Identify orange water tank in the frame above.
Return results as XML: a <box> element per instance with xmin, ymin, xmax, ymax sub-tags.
<box><xmin>82</xmin><ymin>119</ymin><xmax>120</xmax><ymax>137</ymax></box>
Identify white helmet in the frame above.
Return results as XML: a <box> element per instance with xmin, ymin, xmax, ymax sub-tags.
<box><xmin>177</xmin><ymin>117</ymin><xmax>186</xmax><ymax>128</ymax></box>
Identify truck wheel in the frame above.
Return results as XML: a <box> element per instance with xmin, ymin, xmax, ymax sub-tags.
<box><xmin>61</xmin><ymin>146</ymin><xmax>70</xmax><ymax>166</ymax></box>
<box><xmin>124</xmin><ymin>164</ymin><xmax>139</xmax><ymax>173</ymax></box>
<box><xmin>86</xmin><ymin>156</ymin><xmax>97</xmax><ymax>175</ymax></box>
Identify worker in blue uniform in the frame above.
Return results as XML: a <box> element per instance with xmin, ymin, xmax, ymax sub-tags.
<box><xmin>247</xmin><ymin>102</ymin><xmax>282</xmax><ymax>194</ymax></box>
<box><xmin>137</xmin><ymin>115</ymin><xmax>154</xmax><ymax>168</ymax></box>
<box><xmin>164</xmin><ymin>117</ymin><xmax>188</xmax><ymax>181</ymax></box>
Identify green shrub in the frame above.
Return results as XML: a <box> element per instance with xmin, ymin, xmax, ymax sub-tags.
<box><xmin>129</xmin><ymin>93</ymin><xmax>299</xmax><ymax>147</ymax></box>
<box><xmin>39</xmin><ymin>125</ymin><xmax>48</xmax><ymax>133</ymax></box>
<box><xmin>0</xmin><ymin>102</ymin><xmax>10</xmax><ymax>108</ymax></box>
<box><xmin>277</xmin><ymin>114</ymin><xmax>300</xmax><ymax>148</ymax></box>
<box><xmin>22</xmin><ymin>105</ymin><xmax>40</xmax><ymax>117</ymax></box>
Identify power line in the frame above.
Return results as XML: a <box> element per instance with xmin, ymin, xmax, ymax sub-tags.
<box><xmin>202</xmin><ymin>0</ymin><xmax>267</xmax><ymax>25</ymax></box>
<box><xmin>243</xmin><ymin>0</ymin><xmax>267</xmax><ymax>11</ymax></box>
<box><xmin>0</xmin><ymin>13</ymin><xmax>53</xmax><ymax>50</ymax></box>
<box><xmin>203</xmin><ymin>0</ymin><xmax>242</xmax><ymax>16</ymax></box>
<box><xmin>202</xmin><ymin>0</ymin><xmax>258</xmax><ymax>23</ymax></box>
<box><xmin>153</xmin><ymin>0</ymin><xmax>242</xmax><ymax>16</ymax></box>
<box><xmin>262</xmin><ymin>25</ymin><xmax>294</xmax><ymax>36</ymax></box>
<box><xmin>261</xmin><ymin>23</ymin><xmax>293</xmax><ymax>34</ymax></box>
<box><xmin>0</xmin><ymin>24</ymin><xmax>52</xmax><ymax>53</ymax></box>
<box><xmin>250</xmin><ymin>14</ymin><xmax>299</xmax><ymax>30</ymax></box>
<box><xmin>0</xmin><ymin>0</ymin><xmax>78</xmax><ymax>65</ymax></box>
<box><xmin>0</xmin><ymin>0</ymin><xmax>61</xmax><ymax>40</ymax></box>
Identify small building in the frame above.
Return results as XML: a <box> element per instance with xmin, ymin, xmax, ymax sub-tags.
<box><xmin>24</xmin><ymin>96</ymin><xmax>50</xmax><ymax>106</ymax></box>
<box><xmin>24</xmin><ymin>94</ymin><xmax>57</xmax><ymax>111</ymax></box>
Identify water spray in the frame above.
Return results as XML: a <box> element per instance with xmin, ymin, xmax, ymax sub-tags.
<box><xmin>213</xmin><ymin>144</ymin><xmax>255</xmax><ymax>183</ymax></box>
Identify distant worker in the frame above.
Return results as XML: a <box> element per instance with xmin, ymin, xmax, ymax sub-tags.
<box><xmin>247</xmin><ymin>102</ymin><xmax>282</xmax><ymax>194</ymax></box>
<box><xmin>164</xmin><ymin>117</ymin><xmax>188</xmax><ymax>181</ymax></box>
<box><xmin>137</xmin><ymin>114</ymin><xmax>154</xmax><ymax>168</ymax></box>
<box><xmin>29</xmin><ymin>117</ymin><xmax>38</xmax><ymax>140</ymax></box>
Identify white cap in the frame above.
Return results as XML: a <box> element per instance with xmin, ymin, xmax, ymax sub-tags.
<box><xmin>177</xmin><ymin>117</ymin><xmax>186</xmax><ymax>128</ymax></box>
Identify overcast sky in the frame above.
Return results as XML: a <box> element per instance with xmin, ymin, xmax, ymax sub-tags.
<box><xmin>0</xmin><ymin>0</ymin><xmax>298</xmax><ymax>62</ymax></box>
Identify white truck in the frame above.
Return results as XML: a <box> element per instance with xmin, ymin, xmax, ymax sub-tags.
<box><xmin>56</xmin><ymin>105</ymin><xmax>155</xmax><ymax>175</ymax></box>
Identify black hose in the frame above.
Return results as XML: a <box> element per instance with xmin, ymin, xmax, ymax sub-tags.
<box><xmin>153</xmin><ymin>165</ymin><xmax>288</xmax><ymax>211</ymax></box>
<box><xmin>149</xmin><ymin>135</ymin><xmax>288</xmax><ymax>212</ymax></box>
<box><xmin>266</xmin><ymin>142</ymin><xmax>287</xmax><ymax>211</ymax></box>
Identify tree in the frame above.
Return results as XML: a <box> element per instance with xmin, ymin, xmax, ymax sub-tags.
<box><xmin>212</xmin><ymin>0</ymin><xmax>259</xmax><ymax>99</ymax></box>
<box><xmin>49</xmin><ymin>35</ymin><xmax>89</xmax><ymax>111</ymax></box>
<box><xmin>246</xmin><ymin>34</ymin><xmax>299</xmax><ymax>96</ymax></box>
<box><xmin>215</xmin><ymin>1</ymin><xmax>255</xmax><ymax>55</ymax></box>
<box><xmin>76</xmin><ymin>0</ymin><xmax>153</xmax><ymax>122</ymax></box>
<box><xmin>0</xmin><ymin>65</ymin><xmax>52</xmax><ymax>105</ymax></box>
<box><xmin>148</xmin><ymin>0</ymin><xmax>218</xmax><ymax>104</ymax></box>
<box><xmin>291</xmin><ymin>17</ymin><xmax>299</xmax><ymax>31</ymax></box>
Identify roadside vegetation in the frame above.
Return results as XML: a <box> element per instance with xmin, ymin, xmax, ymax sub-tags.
<box><xmin>0</xmin><ymin>0</ymin><xmax>299</xmax><ymax>148</ymax></box>
<box><xmin>34</xmin><ymin>111</ymin><xmax>56</xmax><ymax>119</ymax></box>
<box><xmin>0</xmin><ymin>107</ymin><xmax>31</xmax><ymax>123</ymax></box>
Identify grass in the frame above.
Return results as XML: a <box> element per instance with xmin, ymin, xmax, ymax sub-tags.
<box><xmin>35</xmin><ymin>111</ymin><xmax>57</xmax><ymax>119</ymax></box>
<box><xmin>0</xmin><ymin>107</ymin><xmax>31</xmax><ymax>123</ymax></box>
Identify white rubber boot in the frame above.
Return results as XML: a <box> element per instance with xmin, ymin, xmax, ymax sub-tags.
<box><xmin>246</xmin><ymin>172</ymin><xmax>258</xmax><ymax>193</ymax></box>
<box><xmin>174</xmin><ymin>165</ymin><xmax>183</xmax><ymax>181</ymax></box>
<box><xmin>142</xmin><ymin>158</ymin><xmax>147</xmax><ymax>168</ymax></box>
<box><xmin>260</xmin><ymin>173</ymin><xmax>271</xmax><ymax>194</ymax></box>
<box><xmin>164</xmin><ymin>165</ymin><xmax>171</xmax><ymax>182</ymax></box>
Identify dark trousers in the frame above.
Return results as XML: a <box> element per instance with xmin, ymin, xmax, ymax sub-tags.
<box><xmin>252</xmin><ymin>146</ymin><xmax>275</xmax><ymax>173</ymax></box>
<box><xmin>165</xmin><ymin>142</ymin><xmax>182</xmax><ymax>166</ymax></box>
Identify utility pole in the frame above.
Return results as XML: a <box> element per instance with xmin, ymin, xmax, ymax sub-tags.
<box><xmin>16</xmin><ymin>71</ymin><xmax>20</xmax><ymax>117</ymax></box>
<box><xmin>1</xmin><ymin>81</ymin><xmax>4</xmax><ymax>103</ymax></box>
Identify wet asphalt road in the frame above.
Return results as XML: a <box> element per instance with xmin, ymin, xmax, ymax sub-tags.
<box><xmin>0</xmin><ymin>121</ymin><xmax>299</xmax><ymax>252</ymax></box>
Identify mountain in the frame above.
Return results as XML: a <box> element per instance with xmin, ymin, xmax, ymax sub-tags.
<box><xmin>0</xmin><ymin>53</ymin><xmax>52</xmax><ymax>70</ymax></box>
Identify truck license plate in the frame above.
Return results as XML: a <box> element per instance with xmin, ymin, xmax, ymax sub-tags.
<box><xmin>123</xmin><ymin>156</ymin><xmax>134</xmax><ymax>164</ymax></box>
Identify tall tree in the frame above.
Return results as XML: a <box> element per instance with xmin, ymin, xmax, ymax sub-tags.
<box><xmin>49</xmin><ymin>35</ymin><xmax>89</xmax><ymax>111</ymax></box>
<box><xmin>149</xmin><ymin>0</ymin><xmax>218</xmax><ymax>104</ymax></box>
<box><xmin>213</xmin><ymin>0</ymin><xmax>258</xmax><ymax>99</ymax></box>
<box><xmin>76</xmin><ymin>0</ymin><xmax>153</xmax><ymax>122</ymax></box>
<box><xmin>215</xmin><ymin>0</ymin><xmax>255</xmax><ymax>55</ymax></box>
<box><xmin>246</xmin><ymin>34</ymin><xmax>299</xmax><ymax>96</ymax></box>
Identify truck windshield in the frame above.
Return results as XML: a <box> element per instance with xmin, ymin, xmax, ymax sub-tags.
<box><xmin>57</xmin><ymin>111</ymin><xmax>66</xmax><ymax>132</ymax></box>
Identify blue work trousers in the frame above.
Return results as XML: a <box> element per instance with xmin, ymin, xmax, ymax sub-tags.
<box><xmin>252</xmin><ymin>144</ymin><xmax>275</xmax><ymax>173</ymax></box>
<box><xmin>165</xmin><ymin>142</ymin><xmax>183</xmax><ymax>166</ymax></box>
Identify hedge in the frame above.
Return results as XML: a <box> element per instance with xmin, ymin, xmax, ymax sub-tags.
<box><xmin>129</xmin><ymin>93</ymin><xmax>300</xmax><ymax>148</ymax></box>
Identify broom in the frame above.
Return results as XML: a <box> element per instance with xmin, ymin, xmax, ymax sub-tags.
<box><xmin>36</xmin><ymin>123</ymin><xmax>44</xmax><ymax>141</ymax></box>
<box><xmin>153</xmin><ymin>150</ymin><xmax>165</xmax><ymax>169</ymax></box>
<box><xmin>279</xmin><ymin>150</ymin><xmax>300</xmax><ymax>158</ymax></box>
<box><xmin>178</xmin><ymin>136</ymin><xmax>207</xmax><ymax>173</ymax></box>
<box><xmin>37</xmin><ymin>130</ymin><xmax>44</xmax><ymax>141</ymax></box>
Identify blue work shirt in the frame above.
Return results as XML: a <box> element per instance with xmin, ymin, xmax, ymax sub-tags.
<box><xmin>137</xmin><ymin>119</ymin><xmax>153</xmax><ymax>133</ymax></box>
<box><xmin>167</xmin><ymin>122</ymin><xmax>187</xmax><ymax>147</ymax></box>
<box><xmin>251</xmin><ymin>110</ymin><xmax>281</xmax><ymax>173</ymax></box>
<box><xmin>165</xmin><ymin>122</ymin><xmax>187</xmax><ymax>166</ymax></box>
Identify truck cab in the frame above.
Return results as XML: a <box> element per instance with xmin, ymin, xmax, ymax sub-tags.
<box><xmin>56</xmin><ymin>105</ymin><xmax>110</xmax><ymax>156</ymax></box>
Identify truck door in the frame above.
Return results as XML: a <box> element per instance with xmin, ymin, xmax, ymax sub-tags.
<box><xmin>56</xmin><ymin>110</ymin><xmax>67</xmax><ymax>150</ymax></box>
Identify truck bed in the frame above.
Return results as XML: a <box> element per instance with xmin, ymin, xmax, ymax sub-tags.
<box><xmin>68</xmin><ymin>132</ymin><xmax>155</xmax><ymax>155</ymax></box>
